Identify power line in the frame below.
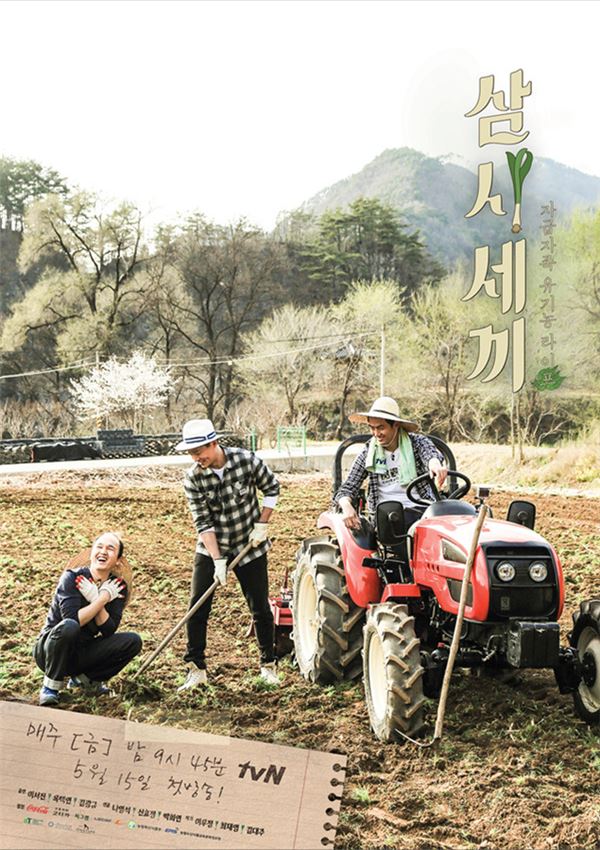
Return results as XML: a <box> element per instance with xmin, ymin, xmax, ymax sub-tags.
<box><xmin>162</xmin><ymin>337</ymin><xmax>375</xmax><ymax>369</ymax></box>
<box><xmin>0</xmin><ymin>333</ymin><xmax>376</xmax><ymax>380</ymax></box>
<box><xmin>266</xmin><ymin>329</ymin><xmax>379</xmax><ymax>343</ymax></box>
<box><xmin>0</xmin><ymin>359</ymin><xmax>95</xmax><ymax>381</ymax></box>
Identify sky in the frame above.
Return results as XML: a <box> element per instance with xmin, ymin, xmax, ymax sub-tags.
<box><xmin>2</xmin><ymin>0</ymin><xmax>599</xmax><ymax>231</ymax></box>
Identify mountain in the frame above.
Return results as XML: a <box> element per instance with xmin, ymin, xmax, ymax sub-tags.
<box><xmin>296</xmin><ymin>147</ymin><xmax>600</xmax><ymax>266</ymax></box>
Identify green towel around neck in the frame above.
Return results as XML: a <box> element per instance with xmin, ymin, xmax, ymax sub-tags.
<box><xmin>365</xmin><ymin>437</ymin><xmax>387</xmax><ymax>473</ymax></box>
<box><xmin>365</xmin><ymin>430</ymin><xmax>417</xmax><ymax>485</ymax></box>
<box><xmin>396</xmin><ymin>429</ymin><xmax>418</xmax><ymax>484</ymax></box>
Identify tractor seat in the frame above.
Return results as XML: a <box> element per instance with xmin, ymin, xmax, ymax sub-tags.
<box><xmin>422</xmin><ymin>500</ymin><xmax>477</xmax><ymax>519</ymax></box>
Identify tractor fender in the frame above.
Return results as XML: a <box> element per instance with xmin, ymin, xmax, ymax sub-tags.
<box><xmin>317</xmin><ymin>510</ymin><xmax>382</xmax><ymax>608</ymax></box>
<box><xmin>549</xmin><ymin>542</ymin><xmax>565</xmax><ymax>618</ymax></box>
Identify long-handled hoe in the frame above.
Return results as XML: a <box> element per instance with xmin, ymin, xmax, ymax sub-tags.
<box><xmin>133</xmin><ymin>542</ymin><xmax>254</xmax><ymax>680</ymax></box>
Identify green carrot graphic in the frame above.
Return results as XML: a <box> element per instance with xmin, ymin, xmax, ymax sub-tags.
<box><xmin>506</xmin><ymin>148</ymin><xmax>533</xmax><ymax>233</ymax></box>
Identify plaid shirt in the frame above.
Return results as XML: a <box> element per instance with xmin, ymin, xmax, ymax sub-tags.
<box><xmin>184</xmin><ymin>447</ymin><xmax>280</xmax><ymax>568</ymax></box>
<box><xmin>334</xmin><ymin>433</ymin><xmax>443</xmax><ymax>518</ymax></box>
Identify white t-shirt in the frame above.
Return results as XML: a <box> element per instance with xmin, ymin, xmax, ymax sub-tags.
<box><xmin>377</xmin><ymin>450</ymin><xmax>414</xmax><ymax>508</ymax></box>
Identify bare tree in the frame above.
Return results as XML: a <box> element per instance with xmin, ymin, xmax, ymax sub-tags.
<box><xmin>3</xmin><ymin>193</ymin><xmax>150</xmax><ymax>362</ymax></box>
<box><xmin>330</xmin><ymin>280</ymin><xmax>401</xmax><ymax>438</ymax></box>
<box><xmin>238</xmin><ymin>304</ymin><xmax>335</xmax><ymax>422</ymax></box>
<box><xmin>157</xmin><ymin>215</ymin><xmax>284</xmax><ymax>423</ymax></box>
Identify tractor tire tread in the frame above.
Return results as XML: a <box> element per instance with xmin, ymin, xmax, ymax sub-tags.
<box><xmin>381</xmin><ymin>628</ymin><xmax>406</xmax><ymax>643</ymax></box>
<box><xmin>573</xmin><ymin>599</ymin><xmax>600</xmax><ymax>628</ymax></box>
<box><xmin>570</xmin><ymin>598</ymin><xmax>600</xmax><ymax>725</ymax></box>
<box><xmin>322</xmin><ymin>624</ymin><xmax>349</xmax><ymax>650</ymax></box>
<box><xmin>401</xmin><ymin>637</ymin><xmax>421</xmax><ymax>658</ymax></box>
<box><xmin>363</xmin><ymin>603</ymin><xmax>425</xmax><ymax>742</ymax></box>
<box><xmin>405</xmin><ymin>696</ymin><xmax>427</xmax><ymax>719</ymax></box>
<box><xmin>319</xmin><ymin>588</ymin><xmax>349</xmax><ymax>613</ymax></box>
<box><xmin>292</xmin><ymin>537</ymin><xmax>365</xmax><ymax>685</ymax></box>
<box><xmin>341</xmin><ymin>644</ymin><xmax>362</xmax><ymax>668</ymax></box>
<box><xmin>391</xmin><ymin>684</ymin><xmax>411</xmax><ymax>704</ymax></box>
<box><xmin>405</xmin><ymin>666</ymin><xmax>425</xmax><ymax>688</ymax></box>
<box><xmin>319</xmin><ymin>562</ymin><xmax>346</xmax><ymax>578</ymax></box>
<box><xmin>343</xmin><ymin>606</ymin><xmax>367</xmax><ymax>633</ymax></box>
<box><xmin>388</xmin><ymin>653</ymin><xmax>410</xmax><ymax>672</ymax></box>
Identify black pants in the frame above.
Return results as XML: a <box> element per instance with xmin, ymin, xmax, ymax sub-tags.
<box><xmin>33</xmin><ymin>619</ymin><xmax>142</xmax><ymax>685</ymax></box>
<box><xmin>184</xmin><ymin>552</ymin><xmax>275</xmax><ymax>670</ymax></box>
<box><xmin>404</xmin><ymin>506</ymin><xmax>425</xmax><ymax>527</ymax></box>
<box><xmin>390</xmin><ymin>505</ymin><xmax>426</xmax><ymax>564</ymax></box>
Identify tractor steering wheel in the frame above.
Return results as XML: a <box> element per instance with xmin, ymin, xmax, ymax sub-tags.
<box><xmin>405</xmin><ymin>470</ymin><xmax>471</xmax><ymax>508</ymax></box>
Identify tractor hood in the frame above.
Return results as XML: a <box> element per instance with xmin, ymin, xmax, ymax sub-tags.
<box><xmin>419</xmin><ymin>514</ymin><xmax>550</xmax><ymax>553</ymax></box>
<box><xmin>412</xmin><ymin>513</ymin><xmax>564</xmax><ymax>622</ymax></box>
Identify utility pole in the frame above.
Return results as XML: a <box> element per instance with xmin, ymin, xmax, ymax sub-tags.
<box><xmin>380</xmin><ymin>324</ymin><xmax>385</xmax><ymax>395</ymax></box>
<box><xmin>95</xmin><ymin>351</ymin><xmax>102</xmax><ymax>435</ymax></box>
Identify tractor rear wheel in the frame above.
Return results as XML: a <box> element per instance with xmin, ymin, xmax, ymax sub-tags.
<box><xmin>292</xmin><ymin>537</ymin><xmax>365</xmax><ymax>684</ymax></box>
<box><xmin>570</xmin><ymin>599</ymin><xmax>600</xmax><ymax>724</ymax></box>
<box><xmin>363</xmin><ymin>602</ymin><xmax>426</xmax><ymax>741</ymax></box>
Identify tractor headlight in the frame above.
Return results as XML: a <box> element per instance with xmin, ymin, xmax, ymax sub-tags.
<box><xmin>495</xmin><ymin>561</ymin><xmax>516</xmax><ymax>582</ymax></box>
<box><xmin>528</xmin><ymin>561</ymin><xmax>548</xmax><ymax>582</ymax></box>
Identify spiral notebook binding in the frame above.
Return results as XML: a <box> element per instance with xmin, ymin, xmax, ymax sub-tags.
<box><xmin>319</xmin><ymin>761</ymin><xmax>347</xmax><ymax>846</ymax></box>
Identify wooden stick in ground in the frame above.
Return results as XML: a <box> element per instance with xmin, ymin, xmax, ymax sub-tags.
<box><xmin>433</xmin><ymin>504</ymin><xmax>488</xmax><ymax>742</ymax></box>
<box><xmin>133</xmin><ymin>541</ymin><xmax>254</xmax><ymax>679</ymax></box>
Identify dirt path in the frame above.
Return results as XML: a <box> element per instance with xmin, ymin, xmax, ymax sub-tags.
<box><xmin>1</xmin><ymin>474</ymin><xmax>598</xmax><ymax>849</ymax></box>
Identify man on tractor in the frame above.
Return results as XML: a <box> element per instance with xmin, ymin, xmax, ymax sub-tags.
<box><xmin>175</xmin><ymin>418</ymin><xmax>281</xmax><ymax>691</ymax></box>
<box><xmin>335</xmin><ymin>396</ymin><xmax>448</xmax><ymax>530</ymax></box>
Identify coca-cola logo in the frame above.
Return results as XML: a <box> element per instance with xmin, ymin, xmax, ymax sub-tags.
<box><xmin>26</xmin><ymin>804</ymin><xmax>49</xmax><ymax>814</ymax></box>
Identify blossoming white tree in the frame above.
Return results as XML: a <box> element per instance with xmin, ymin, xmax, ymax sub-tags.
<box><xmin>70</xmin><ymin>352</ymin><xmax>176</xmax><ymax>431</ymax></box>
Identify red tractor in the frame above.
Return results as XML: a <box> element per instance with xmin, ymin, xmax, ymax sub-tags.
<box><xmin>291</xmin><ymin>435</ymin><xmax>599</xmax><ymax>741</ymax></box>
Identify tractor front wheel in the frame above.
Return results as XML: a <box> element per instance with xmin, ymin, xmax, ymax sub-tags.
<box><xmin>570</xmin><ymin>599</ymin><xmax>600</xmax><ymax>724</ymax></box>
<box><xmin>363</xmin><ymin>602</ymin><xmax>426</xmax><ymax>742</ymax></box>
<box><xmin>292</xmin><ymin>537</ymin><xmax>365</xmax><ymax>684</ymax></box>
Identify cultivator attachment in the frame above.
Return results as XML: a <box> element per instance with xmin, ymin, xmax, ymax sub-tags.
<box><xmin>246</xmin><ymin>569</ymin><xmax>294</xmax><ymax>658</ymax></box>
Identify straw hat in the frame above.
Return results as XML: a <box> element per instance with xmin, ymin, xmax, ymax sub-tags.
<box><xmin>65</xmin><ymin>547</ymin><xmax>133</xmax><ymax>607</ymax></box>
<box><xmin>349</xmin><ymin>396</ymin><xmax>419</xmax><ymax>432</ymax></box>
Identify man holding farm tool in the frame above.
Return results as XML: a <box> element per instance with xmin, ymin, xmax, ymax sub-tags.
<box><xmin>335</xmin><ymin>396</ymin><xmax>448</xmax><ymax>529</ymax></box>
<box><xmin>34</xmin><ymin>531</ymin><xmax>142</xmax><ymax>707</ymax></box>
<box><xmin>175</xmin><ymin>419</ymin><xmax>280</xmax><ymax>691</ymax></box>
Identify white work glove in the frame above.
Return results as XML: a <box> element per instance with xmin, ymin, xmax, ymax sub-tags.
<box><xmin>213</xmin><ymin>558</ymin><xmax>228</xmax><ymax>586</ymax></box>
<box><xmin>249</xmin><ymin>522</ymin><xmax>269</xmax><ymax>547</ymax></box>
<box><xmin>75</xmin><ymin>574</ymin><xmax>99</xmax><ymax>603</ymax></box>
<box><xmin>98</xmin><ymin>577</ymin><xmax>125</xmax><ymax>603</ymax></box>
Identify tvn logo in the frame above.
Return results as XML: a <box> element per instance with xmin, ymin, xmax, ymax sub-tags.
<box><xmin>238</xmin><ymin>761</ymin><xmax>287</xmax><ymax>785</ymax></box>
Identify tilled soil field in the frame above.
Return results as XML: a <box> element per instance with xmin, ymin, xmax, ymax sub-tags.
<box><xmin>0</xmin><ymin>471</ymin><xmax>598</xmax><ymax>850</ymax></box>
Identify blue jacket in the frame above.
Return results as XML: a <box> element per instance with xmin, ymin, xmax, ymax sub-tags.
<box><xmin>40</xmin><ymin>567</ymin><xmax>126</xmax><ymax>641</ymax></box>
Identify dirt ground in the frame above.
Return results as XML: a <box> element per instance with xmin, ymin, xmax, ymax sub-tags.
<box><xmin>0</xmin><ymin>469</ymin><xmax>598</xmax><ymax>850</ymax></box>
